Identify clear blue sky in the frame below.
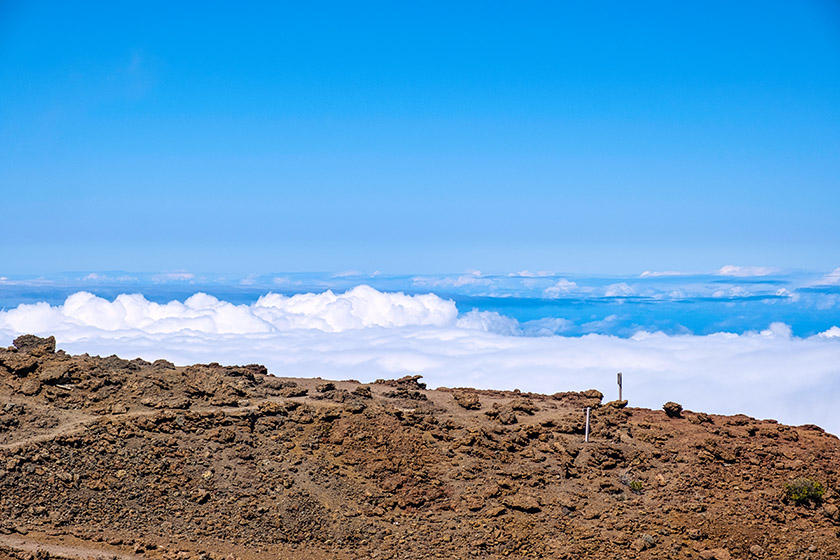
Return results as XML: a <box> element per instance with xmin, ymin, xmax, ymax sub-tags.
<box><xmin>1</xmin><ymin>1</ymin><xmax>838</xmax><ymax>274</ymax></box>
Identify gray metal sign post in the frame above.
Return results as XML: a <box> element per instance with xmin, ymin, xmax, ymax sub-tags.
<box><xmin>617</xmin><ymin>371</ymin><xmax>623</xmax><ymax>401</ymax></box>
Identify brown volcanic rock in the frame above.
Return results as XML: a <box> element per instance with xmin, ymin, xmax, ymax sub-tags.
<box><xmin>13</xmin><ymin>334</ymin><xmax>56</xmax><ymax>355</ymax></box>
<box><xmin>663</xmin><ymin>401</ymin><xmax>684</xmax><ymax>418</ymax></box>
<box><xmin>0</xmin><ymin>336</ymin><xmax>838</xmax><ymax>560</ymax></box>
<box><xmin>452</xmin><ymin>390</ymin><xmax>481</xmax><ymax>410</ymax></box>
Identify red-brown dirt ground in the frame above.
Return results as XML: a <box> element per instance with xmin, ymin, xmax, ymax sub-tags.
<box><xmin>1</xmin><ymin>335</ymin><xmax>838</xmax><ymax>559</ymax></box>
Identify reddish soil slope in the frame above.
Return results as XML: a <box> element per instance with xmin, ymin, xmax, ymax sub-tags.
<box><xmin>1</xmin><ymin>335</ymin><xmax>838</xmax><ymax>559</ymax></box>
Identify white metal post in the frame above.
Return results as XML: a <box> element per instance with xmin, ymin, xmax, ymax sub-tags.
<box><xmin>584</xmin><ymin>407</ymin><xmax>591</xmax><ymax>443</ymax></box>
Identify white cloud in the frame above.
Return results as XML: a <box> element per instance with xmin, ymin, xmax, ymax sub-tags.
<box><xmin>0</xmin><ymin>287</ymin><xmax>469</xmax><ymax>336</ymax></box>
<box><xmin>604</xmin><ymin>283</ymin><xmax>634</xmax><ymax>297</ymax></box>
<box><xmin>0</xmin><ymin>277</ymin><xmax>53</xmax><ymax>286</ymax></box>
<box><xmin>543</xmin><ymin>279</ymin><xmax>579</xmax><ymax>298</ymax></box>
<box><xmin>521</xmin><ymin>317</ymin><xmax>576</xmax><ymax>336</ymax></box>
<box><xmin>79</xmin><ymin>273</ymin><xmax>138</xmax><ymax>283</ymax></box>
<box><xmin>716</xmin><ymin>265</ymin><xmax>779</xmax><ymax>277</ymax></box>
<box><xmin>819</xmin><ymin>326</ymin><xmax>840</xmax><ymax>339</ymax></box>
<box><xmin>509</xmin><ymin>270</ymin><xmax>553</xmax><ymax>278</ymax></box>
<box><xmin>819</xmin><ymin>268</ymin><xmax>840</xmax><ymax>285</ymax></box>
<box><xmin>253</xmin><ymin>286</ymin><xmax>460</xmax><ymax>332</ymax></box>
<box><xmin>712</xmin><ymin>286</ymin><xmax>752</xmax><ymax>298</ymax></box>
<box><xmin>759</xmin><ymin>322</ymin><xmax>792</xmax><ymax>339</ymax></box>
<box><xmin>1</xmin><ymin>288</ymin><xmax>839</xmax><ymax>436</ymax></box>
<box><xmin>239</xmin><ymin>275</ymin><xmax>258</xmax><ymax>286</ymax></box>
<box><xmin>639</xmin><ymin>270</ymin><xmax>687</xmax><ymax>278</ymax></box>
<box><xmin>456</xmin><ymin>310</ymin><xmax>521</xmax><ymax>336</ymax></box>
<box><xmin>152</xmin><ymin>272</ymin><xmax>195</xmax><ymax>283</ymax></box>
<box><xmin>412</xmin><ymin>274</ymin><xmax>493</xmax><ymax>289</ymax></box>
<box><xmin>582</xmin><ymin>314</ymin><xmax>620</xmax><ymax>332</ymax></box>
<box><xmin>331</xmin><ymin>270</ymin><xmax>364</xmax><ymax>278</ymax></box>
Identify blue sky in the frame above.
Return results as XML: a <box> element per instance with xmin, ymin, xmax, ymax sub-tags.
<box><xmin>1</xmin><ymin>1</ymin><xmax>839</xmax><ymax>274</ymax></box>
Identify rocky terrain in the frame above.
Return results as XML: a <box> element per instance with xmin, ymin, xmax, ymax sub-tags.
<box><xmin>0</xmin><ymin>335</ymin><xmax>838</xmax><ymax>559</ymax></box>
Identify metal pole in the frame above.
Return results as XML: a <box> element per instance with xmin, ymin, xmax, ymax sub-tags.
<box><xmin>584</xmin><ymin>407</ymin><xmax>591</xmax><ymax>443</ymax></box>
<box><xmin>617</xmin><ymin>372</ymin><xmax>623</xmax><ymax>402</ymax></box>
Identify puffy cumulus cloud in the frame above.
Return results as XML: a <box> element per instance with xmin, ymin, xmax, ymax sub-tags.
<box><xmin>253</xmin><ymin>286</ymin><xmax>458</xmax><ymax>332</ymax></box>
<box><xmin>1</xmin><ymin>289</ymin><xmax>839</xmax><ymax>436</ymax></box>
<box><xmin>0</xmin><ymin>287</ymin><xmax>467</xmax><ymax>336</ymax></box>
<box><xmin>604</xmin><ymin>283</ymin><xmax>634</xmax><ymax>297</ymax></box>
<box><xmin>715</xmin><ymin>265</ymin><xmax>779</xmax><ymax>277</ymax></box>
<box><xmin>455</xmin><ymin>310</ymin><xmax>521</xmax><ymax>336</ymax></box>
<box><xmin>759</xmin><ymin>322</ymin><xmax>793</xmax><ymax>339</ymax></box>
<box><xmin>543</xmin><ymin>279</ymin><xmax>580</xmax><ymax>298</ymax></box>
<box><xmin>0</xmin><ymin>292</ymin><xmax>274</xmax><ymax>336</ymax></box>
<box><xmin>819</xmin><ymin>326</ymin><xmax>840</xmax><ymax>339</ymax></box>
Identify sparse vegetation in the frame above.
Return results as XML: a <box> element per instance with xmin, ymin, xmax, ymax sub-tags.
<box><xmin>619</xmin><ymin>473</ymin><xmax>644</xmax><ymax>494</ymax></box>
<box><xmin>784</xmin><ymin>478</ymin><xmax>825</xmax><ymax>505</ymax></box>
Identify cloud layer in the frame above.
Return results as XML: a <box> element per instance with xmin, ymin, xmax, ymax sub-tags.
<box><xmin>1</xmin><ymin>287</ymin><xmax>839</xmax><ymax>435</ymax></box>
<box><xmin>0</xmin><ymin>287</ymin><xmax>464</xmax><ymax>335</ymax></box>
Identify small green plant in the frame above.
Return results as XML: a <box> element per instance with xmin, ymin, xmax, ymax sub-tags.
<box><xmin>629</xmin><ymin>480</ymin><xmax>644</xmax><ymax>494</ymax></box>
<box><xmin>784</xmin><ymin>478</ymin><xmax>825</xmax><ymax>505</ymax></box>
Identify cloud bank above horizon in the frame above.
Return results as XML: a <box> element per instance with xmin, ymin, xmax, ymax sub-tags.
<box><xmin>1</xmin><ymin>286</ymin><xmax>839</xmax><ymax>436</ymax></box>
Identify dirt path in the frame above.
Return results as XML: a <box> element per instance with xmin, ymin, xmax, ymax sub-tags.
<box><xmin>0</xmin><ymin>400</ymin><xmax>300</xmax><ymax>452</ymax></box>
<box><xmin>0</xmin><ymin>533</ymin><xmax>145</xmax><ymax>560</ymax></box>
<box><xmin>0</xmin><ymin>416</ymin><xmax>99</xmax><ymax>451</ymax></box>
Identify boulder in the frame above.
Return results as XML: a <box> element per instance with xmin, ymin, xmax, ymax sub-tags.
<box><xmin>688</xmin><ymin>412</ymin><xmax>714</xmax><ymax>424</ymax></box>
<box><xmin>0</xmin><ymin>352</ymin><xmax>39</xmax><ymax>376</ymax></box>
<box><xmin>13</xmin><ymin>335</ymin><xmax>56</xmax><ymax>355</ymax></box>
<box><xmin>375</xmin><ymin>375</ymin><xmax>427</xmax><ymax>390</ymax></box>
<box><xmin>502</xmin><ymin>493</ymin><xmax>541</xmax><ymax>513</ymax></box>
<box><xmin>18</xmin><ymin>378</ymin><xmax>41</xmax><ymax>396</ymax></box>
<box><xmin>38</xmin><ymin>364</ymin><xmax>72</xmax><ymax>384</ymax></box>
<box><xmin>352</xmin><ymin>386</ymin><xmax>373</xmax><ymax>399</ymax></box>
<box><xmin>663</xmin><ymin>401</ymin><xmax>683</xmax><ymax>418</ymax></box>
<box><xmin>630</xmin><ymin>537</ymin><xmax>652</xmax><ymax>552</ymax></box>
<box><xmin>509</xmin><ymin>399</ymin><xmax>538</xmax><ymax>414</ymax></box>
<box><xmin>582</xmin><ymin>389</ymin><xmax>604</xmax><ymax>402</ymax></box>
<box><xmin>453</xmin><ymin>391</ymin><xmax>481</xmax><ymax>410</ymax></box>
<box><xmin>498</xmin><ymin>409</ymin><xmax>518</xmax><ymax>425</ymax></box>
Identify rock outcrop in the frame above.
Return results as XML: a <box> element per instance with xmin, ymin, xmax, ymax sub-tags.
<box><xmin>0</xmin><ymin>335</ymin><xmax>838</xmax><ymax>560</ymax></box>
